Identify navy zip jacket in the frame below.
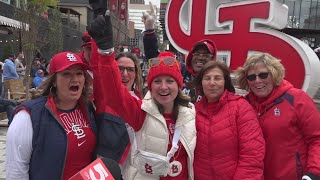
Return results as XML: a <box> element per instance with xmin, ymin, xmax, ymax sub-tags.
<box><xmin>15</xmin><ymin>96</ymin><xmax>97</xmax><ymax>180</ymax></box>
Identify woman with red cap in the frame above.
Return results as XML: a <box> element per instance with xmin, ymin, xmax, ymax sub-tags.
<box><xmin>6</xmin><ymin>52</ymin><xmax>97</xmax><ymax>180</ymax></box>
<box><xmin>89</xmin><ymin>13</ymin><xmax>196</xmax><ymax>180</ymax></box>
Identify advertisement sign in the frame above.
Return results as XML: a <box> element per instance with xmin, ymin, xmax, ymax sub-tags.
<box><xmin>165</xmin><ymin>0</ymin><xmax>320</xmax><ymax>97</ymax></box>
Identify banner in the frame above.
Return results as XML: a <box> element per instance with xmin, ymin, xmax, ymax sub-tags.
<box><xmin>119</xmin><ymin>0</ymin><xmax>127</xmax><ymax>20</ymax></box>
<box><xmin>110</xmin><ymin>0</ymin><xmax>117</xmax><ymax>13</ymax></box>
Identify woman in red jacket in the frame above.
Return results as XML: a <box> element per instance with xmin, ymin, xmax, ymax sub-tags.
<box><xmin>193</xmin><ymin>61</ymin><xmax>265</xmax><ymax>179</ymax></box>
<box><xmin>237</xmin><ymin>53</ymin><xmax>320</xmax><ymax>180</ymax></box>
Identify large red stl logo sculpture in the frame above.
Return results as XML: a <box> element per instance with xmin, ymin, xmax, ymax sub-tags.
<box><xmin>166</xmin><ymin>0</ymin><xmax>320</xmax><ymax>97</ymax></box>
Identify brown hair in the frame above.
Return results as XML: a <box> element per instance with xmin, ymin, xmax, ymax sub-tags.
<box><xmin>194</xmin><ymin>61</ymin><xmax>235</xmax><ymax>95</ymax></box>
<box><xmin>116</xmin><ymin>52</ymin><xmax>143</xmax><ymax>95</ymax></box>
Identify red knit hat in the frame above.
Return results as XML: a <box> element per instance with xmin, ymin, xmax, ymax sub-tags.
<box><xmin>147</xmin><ymin>52</ymin><xmax>183</xmax><ymax>89</ymax></box>
<box><xmin>49</xmin><ymin>52</ymin><xmax>90</xmax><ymax>74</ymax></box>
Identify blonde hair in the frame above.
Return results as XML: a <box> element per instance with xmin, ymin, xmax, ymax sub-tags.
<box><xmin>236</xmin><ymin>53</ymin><xmax>285</xmax><ymax>91</ymax></box>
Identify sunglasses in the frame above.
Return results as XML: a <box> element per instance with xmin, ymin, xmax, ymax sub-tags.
<box><xmin>246</xmin><ymin>72</ymin><xmax>269</xmax><ymax>81</ymax></box>
<box><xmin>148</xmin><ymin>57</ymin><xmax>180</xmax><ymax>70</ymax></box>
<box><xmin>193</xmin><ymin>53</ymin><xmax>214</xmax><ymax>59</ymax></box>
<box><xmin>119</xmin><ymin>66</ymin><xmax>135</xmax><ymax>74</ymax></box>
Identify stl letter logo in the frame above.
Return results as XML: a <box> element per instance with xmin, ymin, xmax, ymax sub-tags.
<box><xmin>166</xmin><ymin>0</ymin><xmax>320</xmax><ymax>97</ymax></box>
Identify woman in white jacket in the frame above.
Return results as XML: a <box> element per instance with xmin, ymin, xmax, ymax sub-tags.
<box><xmin>88</xmin><ymin>13</ymin><xmax>196</xmax><ymax>180</ymax></box>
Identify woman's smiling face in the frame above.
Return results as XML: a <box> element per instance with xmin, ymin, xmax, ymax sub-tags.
<box><xmin>117</xmin><ymin>57</ymin><xmax>136</xmax><ymax>91</ymax></box>
<box><xmin>151</xmin><ymin>75</ymin><xmax>179</xmax><ymax>113</ymax></box>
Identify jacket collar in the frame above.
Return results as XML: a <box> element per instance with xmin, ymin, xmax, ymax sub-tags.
<box><xmin>196</xmin><ymin>90</ymin><xmax>240</xmax><ymax>115</ymax></box>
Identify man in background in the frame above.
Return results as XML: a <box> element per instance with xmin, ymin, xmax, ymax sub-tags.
<box><xmin>14</xmin><ymin>52</ymin><xmax>25</xmax><ymax>79</ymax></box>
<box><xmin>3</xmin><ymin>54</ymin><xmax>19</xmax><ymax>81</ymax></box>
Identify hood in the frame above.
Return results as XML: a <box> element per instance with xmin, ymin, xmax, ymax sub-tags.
<box><xmin>186</xmin><ymin>39</ymin><xmax>217</xmax><ymax>76</ymax></box>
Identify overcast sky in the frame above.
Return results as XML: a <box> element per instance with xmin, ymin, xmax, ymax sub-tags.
<box><xmin>145</xmin><ymin>0</ymin><xmax>161</xmax><ymax>7</ymax></box>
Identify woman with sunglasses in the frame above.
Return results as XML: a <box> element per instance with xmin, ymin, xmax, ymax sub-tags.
<box><xmin>237</xmin><ymin>53</ymin><xmax>320</xmax><ymax>180</ymax></box>
<box><xmin>193</xmin><ymin>61</ymin><xmax>265</xmax><ymax>179</ymax></box>
<box><xmin>89</xmin><ymin>13</ymin><xmax>196</xmax><ymax>180</ymax></box>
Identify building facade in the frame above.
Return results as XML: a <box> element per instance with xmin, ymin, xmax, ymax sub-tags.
<box><xmin>130</xmin><ymin>0</ymin><xmax>145</xmax><ymax>4</ymax></box>
<box><xmin>0</xmin><ymin>0</ymin><xmax>129</xmax><ymax>60</ymax></box>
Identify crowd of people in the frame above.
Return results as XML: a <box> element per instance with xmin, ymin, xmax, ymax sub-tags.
<box><xmin>3</xmin><ymin>4</ymin><xmax>320</xmax><ymax>180</ymax></box>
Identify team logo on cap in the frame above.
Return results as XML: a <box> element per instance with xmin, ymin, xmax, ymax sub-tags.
<box><xmin>67</xmin><ymin>53</ymin><xmax>77</xmax><ymax>62</ymax></box>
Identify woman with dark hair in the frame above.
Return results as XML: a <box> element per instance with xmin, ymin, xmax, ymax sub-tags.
<box><xmin>193</xmin><ymin>61</ymin><xmax>265</xmax><ymax>179</ymax></box>
<box><xmin>6</xmin><ymin>52</ymin><xmax>97</xmax><ymax>180</ymax></box>
<box><xmin>116</xmin><ymin>52</ymin><xmax>143</xmax><ymax>97</ymax></box>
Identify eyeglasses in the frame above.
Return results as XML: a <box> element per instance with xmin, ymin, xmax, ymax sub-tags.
<box><xmin>246</xmin><ymin>72</ymin><xmax>269</xmax><ymax>81</ymax></box>
<box><xmin>119</xmin><ymin>66</ymin><xmax>135</xmax><ymax>74</ymax></box>
<box><xmin>192</xmin><ymin>53</ymin><xmax>214</xmax><ymax>59</ymax></box>
<box><xmin>148</xmin><ymin>57</ymin><xmax>180</xmax><ymax>70</ymax></box>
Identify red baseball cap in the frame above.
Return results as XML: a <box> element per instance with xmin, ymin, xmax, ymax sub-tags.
<box><xmin>49</xmin><ymin>52</ymin><xmax>90</xmax><ymax>74</ymax></box>
<box><xmin>81</xmin><ymin>32</ymin><xmax>92</xmax><ymax>47</ymax></box>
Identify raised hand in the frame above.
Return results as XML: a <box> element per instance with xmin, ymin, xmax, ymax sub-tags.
<box><xmin>142</xmin><ymin>2</ymin><xmax>156</xmax><ymax>30</ymax></box>
<box><xmin>88</xmin><ymin>11</ymin><xmax>114</xmax><ymax>50</ymax></box>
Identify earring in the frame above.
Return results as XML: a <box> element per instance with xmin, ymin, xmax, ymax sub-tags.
<box><xmin>49</xmin><ymin>86</ymin><xmax>55</xmax><ymax>95</ymax></box>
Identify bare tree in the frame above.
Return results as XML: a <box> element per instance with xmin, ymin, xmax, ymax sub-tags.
<box><xmin>14</xmin><ymin>0</ymin><xmax>60</xmax><ymax>100</ymax></box>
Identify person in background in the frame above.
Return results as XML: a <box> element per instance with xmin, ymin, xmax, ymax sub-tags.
<box><xmin>78</xmin><ymin>32</ymin><xmax>92</xmax><ymax>65</ymax></box>
<box><xmin>14</xmin><ymin>52</ymin><xmax>25</xmax><ymax>79</ymax></box>
<box><xmin>88</xmin><ymin>12</ymin><xmax>196</xmax><ymax>179</ymax></box>
<box><xmin>31</xmin><ymin>59</ymin><xmax>45</xmax><ymax>78</ymax></box>
<box><xmin>116</xmin><ymin>52</ymin><xmax>143</xmax><ymax>98</ymax></box>
<box><xmin>184</xmin><ymin>39</ymin><xmax>217</xmax><ymax>102</ymax></box>
<box><xmin>32</xmin><ymin>69</ymin><xmax>46</xmax><ymax>88</ymax></box>
<box><xmin>236</xmin><ymin>53</ymin><xmax>320</xmax><ymax>180</ymax></box>
<box><xmin>6</xmin><ymin>52</ymin><xmax>97</xmax><ymax>180</ymax></box>
<box><xmin>3</xmin><ymin>54</ymin><xmax>19</xmax><ymax>80</ymax></box>
<box><xmin>94</xmin><ymin>52</ymin><xmax>144</xmax><ymax>165</ymax></box>
<box><xmin>193</xmin><ymin>61</ymin><xmax>265</xmax><ymax>179</ymax></box>
<box><xmin>141</xmin><ymin>4</ymin><xmax>217</xmax><ymax>103</ymax></box>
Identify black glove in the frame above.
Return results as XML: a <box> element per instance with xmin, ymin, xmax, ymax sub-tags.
<box><xmin>88</xmin><ymin>12</ymin><xmax>114</xmax><ymax>50</ymax></box>
<box><xmin>89</xmin><ymin>0</ymin><xmax>107</xmax><ymax>18</ymax></box>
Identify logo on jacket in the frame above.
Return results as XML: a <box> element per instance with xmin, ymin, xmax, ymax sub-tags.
<box><xmin>145</xmin><ymin>163</ymin><xmax>153</xmax><ymax>174</ymax></box>
<box><xmin>274</xmin><ymin>107</ymin><xmax>280</xmax><ymax>116</ymax></box>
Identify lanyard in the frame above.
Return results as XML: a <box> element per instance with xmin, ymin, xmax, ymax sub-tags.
<box><xmin>128</xmin><ymin>123</ymin><xmax>182</xmax><ymax>159</ymax></box>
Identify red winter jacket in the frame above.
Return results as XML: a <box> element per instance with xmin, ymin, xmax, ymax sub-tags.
<box><xmin>246</xmin><ymin>80</ymin><xmax>320</xmax><ymax>180</ymax></box>
<box><xmin>194</xmin><ymin>90</ymin><xmax>265</xmax><ymax>180</ymax></box>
